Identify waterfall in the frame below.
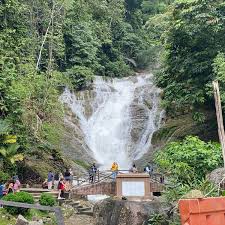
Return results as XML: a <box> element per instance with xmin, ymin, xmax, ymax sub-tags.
<box><xmin>60</xmin><ymin>73</ymin><xmax>164</xmax><ymax>169</ymax></box>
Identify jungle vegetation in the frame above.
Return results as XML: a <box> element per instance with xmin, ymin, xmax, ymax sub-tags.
<box><xmin>1</xmin><ymin>0</ymin><xmax>225</xmax><ymax>184</ymax></box>
<box><xmin>0</xmin><ymin>0</ymin><xmax>173</xmax><ymax>178</ymax></box>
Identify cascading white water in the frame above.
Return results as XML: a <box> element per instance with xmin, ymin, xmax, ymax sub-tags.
<box><xmin>60</xmin><ymin>73</ymin><xmax>164</xmax><ymax>169</ymax></box>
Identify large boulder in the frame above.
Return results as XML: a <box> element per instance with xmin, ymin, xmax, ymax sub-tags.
<box><xmin>16</xmin><ymin>215</ymin><xmax>29</xmax><ymax>225</ymax></box>
<box><xmin>16</xmin><ymin>215</ymin><xmax>44</xmax><ymax>225</ymax></box>
<box><xmin>93</xmin><ymin>198</ymin><xmax>170</xmax><ymax>225</ymax></box>
<box><xmin>207</xmin><ymin>167</ymin><xmax>225</xmax><ymax>185</ymax></box>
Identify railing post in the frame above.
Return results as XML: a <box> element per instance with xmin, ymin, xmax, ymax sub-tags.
<box><xmin>55</xmin><ymin>207</ymin><xmax>65</xmax><ymax>225</ymax></box>
<box><xmin>97</xmin><ymin>170</ymin><xmax>100</xmax><ymax>182</ymax></box>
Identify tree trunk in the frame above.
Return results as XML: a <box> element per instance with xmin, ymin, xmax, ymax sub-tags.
<box><xmin>213</xmin><ymin>80</ymin><xmax>225</xmax><ymax>167</ymax></box>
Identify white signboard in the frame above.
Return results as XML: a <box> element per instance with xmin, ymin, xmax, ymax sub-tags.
<box><xmin>122</xmin><ymin>181</ymin><xmax>145</xmax><ymax>196</ymax></box>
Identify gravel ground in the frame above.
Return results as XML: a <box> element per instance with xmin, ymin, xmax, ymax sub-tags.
<box><xmin>65</xmin><ymin>214</ymin><xmax>94</xmax><ymax>225</ymax></box>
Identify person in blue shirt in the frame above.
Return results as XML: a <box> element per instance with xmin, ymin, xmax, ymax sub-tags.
<box><xmin>47</xmin><ymin>171</ymin><xmax>54</xmax><ymax>190</ymax></box>
<box><xmin>0</xmin><ymin>183</ymin><xmax>4</xmax><ymax>198</ymax></box>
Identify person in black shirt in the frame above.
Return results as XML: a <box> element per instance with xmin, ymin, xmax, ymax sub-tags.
<box><xmin>64</xmin><ymin>169</ymin><xmax>70</xmax><ymax>181</ymax></box>
<box><xmin>91</xmin><ymin>163</ymin><xmax>97</xmax><ymax>183</ymax></box>
<box><xmin>54</xmin><ymin>173</ymin><xmax>60</xmax><ymax>190</ymax></box>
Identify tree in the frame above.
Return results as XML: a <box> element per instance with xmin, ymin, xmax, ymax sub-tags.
<box><xmin>156</xmin><ymin>0</ymin><xmax>225</xmax><ymax>114</ymax></box>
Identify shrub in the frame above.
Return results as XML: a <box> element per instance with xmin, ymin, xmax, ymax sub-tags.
<box><xmin>155</xmin><ymin>136</ymin><xmax>223</xmax><ymax>184</ymax></box>
<box><xmin>39</xmin><ymin>193</ymin><xmax>55</xmax><ymax>207</ymax></box>
<box><xmin>3</xmin><ymin>191</ymin><xmax>34</xmax><ymax>215</ymax></box>
<box><xmin>0</xmin><ymin>171</ymin><xmax>10</xmax><ymax>183</ymax></box>
<box><xmin>148</xmin><ymin>213</ymin><xmax>168</xmax><ymax>225</ymax></box>
<box><xmin>105</xmin><ymin>60</ymin><xmax>132</xmax><ymax>77</ymax></box>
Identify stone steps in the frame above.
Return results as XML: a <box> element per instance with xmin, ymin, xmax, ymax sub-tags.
<box><xmin>65</xmin><ymin>199</ymin><xmax>94</xmax><ymax>216</ymax></box>
<box><xmin>20</xmin><ymin>188</ymin><xmax>59</xmax><ymax>202</ymax></box>
<box><xmin>78</xmin><ymin>206</ymin><xmax>92</xmax><ymax>212</ymax></box>
<box><xmin>78</xmin><ymin>210</ymin><xmax>93</xmax><ymax>216</ymax></box>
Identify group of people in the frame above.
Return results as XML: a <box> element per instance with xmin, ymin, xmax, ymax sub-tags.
<box><xmin>110</xmin><ymin>162</ymin><xmax>154</xmax><ymax>180</ymax></box>
<box><xmin>0</xmin><ymin>162</ymin><xmax>155</xmax><ymax>200</ymax></box>
<box><xmin>0</xmin><ymin>175</ymin><xmax>21</xmax><ymax>197</ymax></box>
<box><xmin>88</xmin><ymin>163</ymin><xmax>97</xmax><ymax>183</ymax></box>
<box><xmin>42</xmin><ymin>168</ymin><xmax>73</xmax><ymax>199</ymax></box>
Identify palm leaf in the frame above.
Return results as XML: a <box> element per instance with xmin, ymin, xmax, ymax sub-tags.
<box><xmin>6</xmin><ymin>144</ymin><xmax>20</xmax><ymax>158</ymax></box>
<box><xmin>10</xmin><ymin>154</ymin><xmax>24</xmax><ymax>164</ymax></box>
<box><xmin>3</xmin><ymin>135</ymin><xmax>17</xmax><ymax>144</ymax></box>
<box><xmin>0</xmin><ymin>148</ymin><xmax>6</xmax><ymax>157</ymax></box>
<box><xmin>0</xmin><ymin>120</ymin><xmax>11</xmax><ymax>135</ymax></box>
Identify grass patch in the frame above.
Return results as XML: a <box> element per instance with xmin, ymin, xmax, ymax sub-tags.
<box><xmin>25</xmin><ymin>209</ymin><xmax>56</xmax><ymax>225</ymax></box>
<box><xmin>0</xmin><ymin>208</ymin><xmax>56</xmax><ymax>225</ymax></box>
<box><xmin>74</xmin><ymin>160</ymin><xmax>90</xmax><ymax>170</ymax></box>
<box><xmin>0</xmin><ymin>208</ymin><xmax>16</xmax><ymax>225</ymax></box>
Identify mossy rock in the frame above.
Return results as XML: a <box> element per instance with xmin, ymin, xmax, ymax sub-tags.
<box><xmin>183</xmin><ymin>190</ymin><xmax>204</xmax><ymax>199</ymax></box>
<box><xmin>152</xmin><ymin>111</ymin><xmax>218</xmax><ymax>146</ymax></box>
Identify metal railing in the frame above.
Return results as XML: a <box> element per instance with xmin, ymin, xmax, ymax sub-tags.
<box><xmin>73</xmin><ymin>170</ymin><xmax>165</xmax><ymax>187</ymax></box>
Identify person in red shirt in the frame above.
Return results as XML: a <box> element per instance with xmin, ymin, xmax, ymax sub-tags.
<box><xmin>58</xmin><ymin>178</ymin><xmax>65</xmax><ymax>199</ymax></box>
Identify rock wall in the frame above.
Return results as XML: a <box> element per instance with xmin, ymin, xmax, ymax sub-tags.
<box><xmin>93</xmin><ymin>198</ymin><xmax>170</xmax><ymax>225</ymax></box>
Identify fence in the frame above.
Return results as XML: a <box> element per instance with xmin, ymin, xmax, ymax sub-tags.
<box><xmin>0</xmin><ymin>200</ymin><xmax>65</xmax><ymax>225</ymax></box>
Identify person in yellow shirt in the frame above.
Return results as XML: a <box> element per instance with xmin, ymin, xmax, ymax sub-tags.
<box><xmin>111</xmin><ymin>162</ymin><xmax>118</xmax><ymax>180</ymax></box>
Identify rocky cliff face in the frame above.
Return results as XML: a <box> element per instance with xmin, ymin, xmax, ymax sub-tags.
<box><xmin>93</xmin><ymin>198</ymin><xmax>170</xmax><ymax>225</ymax></box>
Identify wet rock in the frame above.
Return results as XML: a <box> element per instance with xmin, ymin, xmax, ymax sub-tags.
<box><xmin>93</xmin><ymin>198</ymin><xmax>170</xmax><ymax>225</ymax></box>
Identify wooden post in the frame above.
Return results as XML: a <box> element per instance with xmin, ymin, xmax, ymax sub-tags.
<box><xmin>213</xmin><ymin>80</ymin><xmax>225</xmax><ymax>167</ymax></box>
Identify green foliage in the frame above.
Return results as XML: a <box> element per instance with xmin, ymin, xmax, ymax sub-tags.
<box><xmin>105</xmin><ymin>60</ymin><xmax>132</xmax><ymax>77</ymax></box>
<box><xmin>0</xmin><ymin>171</ymin><xmax>10</xmax><ymax>183</ymax></box>
<box><xmin>0</xmin><ymin>120</ymin><xmax>23</xmax><ymax>172</ymax></box>
<box><xmin>39</xmin><ymin>193</ymin><xmax>56</xmax><ymax>207</ymax></box>
<box><xmin>155</xmin><ymin>136</ymin><xmax>223</xmax><ymax>184</ymax></box>
<box><xmin>155</xmin><ymin>0</ymin><xmax>225</xmax><ymax>114</ymax></box>
<box><xmin>148</xmin><ymin>213</ymin><xmax>168</xmax><ymax>225</ymax></box>
<box><xmin>212</xmin><ymin>53</ymin><xmax>225</xmax><ymax>109</ymax></box>
<box><xmin>3</xmin><ymin>192</ymin><xmax>34</xmax><ymax>215</ymax></box>
<box><xmin>74</xmin><ymin>160</ymin><xmax>90</xmax><ymax>170</ymax></box>
<box><xmin>63</xmin><ymin>0</ymin><xmax>156</xmax><ymax>79</ymax></box>
<box><xmin>164</xmin><ymin>179</ymin><xmax>217</xmax><ymax>203</ymax></box>
<box><xmin>65</xmin><ymin>66</ymin><xmax>94</xmax><ymax>90</ymax></box>
<box><xmin>0</xmin><ymin>0</ymin><xmax>176</xmax><ymax>180</ymax></box>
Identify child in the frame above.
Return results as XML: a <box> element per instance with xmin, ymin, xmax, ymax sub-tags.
<box><xmin>13</xmin><ymin>175</ymin><xmax>21</xmax><ymax>192</ymax></box>
<box><xmin>58</xmin><ymin>178</ymin><xmax>65</xmax><ymax>199</ymax></box>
